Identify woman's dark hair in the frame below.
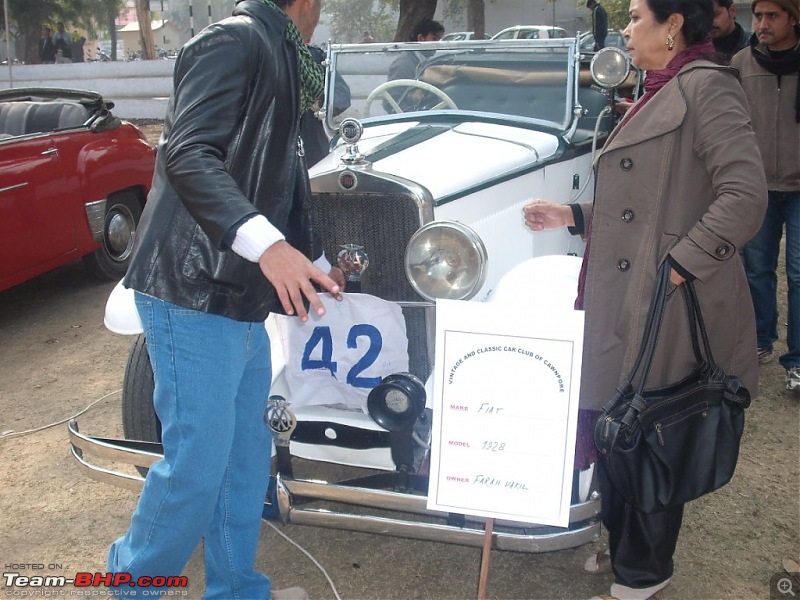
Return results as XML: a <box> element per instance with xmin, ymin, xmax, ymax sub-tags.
<box><xmin>646</xmin><ymin>0</ymin><xmax>714</xmax><ymax>44</ymax></box>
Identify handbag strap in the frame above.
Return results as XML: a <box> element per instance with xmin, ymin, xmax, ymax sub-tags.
<box><xmin>606</xmin><ymin>263</ymin><xmax>722</xmax><ymax>425</ymax></box>
<box><xmin>601</xmin><ymin>262</ymin><xmax>671</xmax><ymax>417</ymax></box>
<box><xmin>683</xmin><ymin>280</ymin><xmax>718</xmax><ymax>371</ymax></box>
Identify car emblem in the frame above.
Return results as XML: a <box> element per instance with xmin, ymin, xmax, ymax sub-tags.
<box><xmin>338</xmin><ymin>170</ymin><xmax>358</xmax><ymax>190</ymax></box>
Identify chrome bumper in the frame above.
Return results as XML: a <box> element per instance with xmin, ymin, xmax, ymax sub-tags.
<box><xmin>68</xmin><ymin>419</ymin><xmax>601</xmax><ymax>553</ymax></box>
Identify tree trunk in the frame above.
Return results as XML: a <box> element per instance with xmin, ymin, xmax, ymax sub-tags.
<box><xmin>22</xmin><ymin>25</ymin><xmax>37</xmax><ymax>65</ymax></box>
<box><xmin>135</xmin><ymin>0</ymin><xmax>156</xmax><ymax>59</ymax></box>
<box><xmin>467</xmin><ymin>0</ymin><xmax>485</xmax><ymax>38</ymax></box>
<box><xmin>109</xmin><ymin>13</ymin><xmax>119</xmax><ymax>61</ymax></box>
<box><xmin>394</xmin><ymin>0</ymin><xmax>437</xmax><ymax>42</ymax></box>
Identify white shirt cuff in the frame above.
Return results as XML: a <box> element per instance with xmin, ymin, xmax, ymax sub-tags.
<box><xmin>313</xmin><ymin>252</ymin><xmax>333</xmax><ymax>273</ymax></box>
<box><xmin>231</xmin><ymin>215</ymin><xmax>285</xmax><ymax>262</ymax></box>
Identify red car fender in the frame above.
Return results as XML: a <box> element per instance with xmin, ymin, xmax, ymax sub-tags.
<box><xmin>75</xmin><ymin>126</ymin><xmax>155</xmax><ymax>207</ymax></box>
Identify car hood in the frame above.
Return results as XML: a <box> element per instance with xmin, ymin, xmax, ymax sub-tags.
<box><xmin>310</xmin><ymin>120</ymin><xmax>561</xmax><ymax>199</ymax></box>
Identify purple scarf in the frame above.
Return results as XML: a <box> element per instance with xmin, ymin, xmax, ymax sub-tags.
<box><xmin>620</xmin><ymin>39</ymin><xmax>716</xmax><ymax>127</ymax></box>
<box><xmin>574</xmin><ymin>40</ymin><xmax>716</xmax><ymax>311</ymax></box>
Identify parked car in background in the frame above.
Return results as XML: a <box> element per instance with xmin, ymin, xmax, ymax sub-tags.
<box><xmin>0</xmin><ymin>88</ymin><xmax>155</xmax><ymax>292</ymax></box>
<box><xmin>578</xmin><ymin>29</ymin><xmax>627</xmax><ymax>53</ymax></box>
<box><xmin>491</xmin><ymin>25</ymin><xmax>568</xmax><ymax>40</ymax></box>
<box><xmin>71</xmin><ymin>42</ymin><xmax>638</xmax><ymax>554</ymax></box>
<box><xmin>441</xmin><ymin>31</ymin><xmax>491</xmax><ymax>41</ymax></box>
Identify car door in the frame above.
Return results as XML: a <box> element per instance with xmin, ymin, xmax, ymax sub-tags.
<box><xmin>0</xmin><ymin>134</ymin><xmax>73</xmax><ymax>285</ymax></box>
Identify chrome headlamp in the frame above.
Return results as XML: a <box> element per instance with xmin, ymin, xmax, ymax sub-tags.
<box><xmin>590</xmin><ymin>47</ymin><xmax>632</xmax><ymax>89</ymax></box>
<box><xmin>405</xmin><ymin>221</ymin><xmax>487</xmax><ymax>301</ymax></box>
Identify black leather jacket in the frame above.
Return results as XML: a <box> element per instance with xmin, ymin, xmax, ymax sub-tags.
<box><xmin>124</xmin><ymin>0</ymin><xmax>318</xmax><ymax>322</ymax></box>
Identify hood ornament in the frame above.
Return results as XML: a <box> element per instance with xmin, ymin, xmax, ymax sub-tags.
<box><xmin>339</xmin><ymin>118</ymin><xmax>366</xmax><ymax>165</ymax></box>
<box><xmin>337</xmin><ymin>244</ymin><xmax>369</xmax><ymax>293</ymax></box>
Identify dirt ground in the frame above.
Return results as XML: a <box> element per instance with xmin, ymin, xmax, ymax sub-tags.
<box><xmin>0</xmin><ymin>122</ymin><xmax>798</xmax><ymax>600</ymax></box>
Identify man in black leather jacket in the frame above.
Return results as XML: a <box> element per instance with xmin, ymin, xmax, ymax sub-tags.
<box><xmin>110</xmin><ymin>1</ymin><xmax>342</xmax><ymax>598</ymax></box>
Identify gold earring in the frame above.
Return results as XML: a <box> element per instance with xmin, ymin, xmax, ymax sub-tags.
<box><xmin>666</xmin><ymin>34</ymin><xmax>675</xmax><ymax>51</ymax></box>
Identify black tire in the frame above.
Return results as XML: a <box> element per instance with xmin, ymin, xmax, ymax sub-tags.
<box><xmin>122</xmin><ymin>335</ymin><xmax>161</xmax><ymax>475</ymax></box>
<box><xmin>83</xmin><ymin>189</ymin><xmax>142</xmax><ymax>281</ymax></box>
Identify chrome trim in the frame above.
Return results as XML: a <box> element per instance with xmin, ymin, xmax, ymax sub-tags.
<box><xmin>280</xmin><ymin>476</ymin><xmax>599</xmax><ymax>525</ymax></box>
<box><xmin>69</xmin><ymin>419</ymin><xmax>601</xmax><ymax>553</ymax></box>
<box><xmin>282</xmin><ymin>507</ymin><xmax>600</xmax><ymax>552</ymax></box>
<box><xmin>69</xmin><ymin>419</ymin><xmax>161</xmax><ymax>468</ymax></box>
<box><xmin>71</xmin><ymin>445</ymin><xmax>144</xmax><ymax>492</ymax></box>
<box><xmin>0</xmin><ymin>182</ymin><xmax>28</xmax><ymax>194</ymax></box>
<box><xmin>312</xmin><ymin>163</ymin><xmax>435</xmax><ymax>227</ymax></box>
<box><xmin>84</xmin><ymin>199</ymin><xmax>106</xmax><ymax>243</ymax></box>
<box><xmin>395</xmin><ymin>301</ymin><xmax>435</xmax><ymax>309</ymax></box>
<box><xmin>564</xmin><ymin>39</ymin><xmax>583</xmax><ymax>143</ymax></box>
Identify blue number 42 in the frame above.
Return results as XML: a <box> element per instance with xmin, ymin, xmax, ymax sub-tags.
<box><xmin>300</xmin><ymin>324</ymin><xmax>383</xmax><ymax>389</ymax></box>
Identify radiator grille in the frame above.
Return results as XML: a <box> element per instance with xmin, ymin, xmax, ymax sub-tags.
<box><xmin>313</xmin><ymin>190</ymin><xmax>432</xmax><ymax>381</ymax></box>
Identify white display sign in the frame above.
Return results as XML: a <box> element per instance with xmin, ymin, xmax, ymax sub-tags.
<box><xmin>279</xmin><ymin>293</ymin><xmax>409</xmax><ymax>413</ymax></box>
<box><xmin>427</xmin><ymin>299</ymin><xmax>584</xmax><ymax>527</ymax></box>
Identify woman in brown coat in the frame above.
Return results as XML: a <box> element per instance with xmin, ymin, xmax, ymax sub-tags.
<box><xmin>524</xmin><ymin>0</ymin><xmax>767</xmax><ymax>597</ymax></box>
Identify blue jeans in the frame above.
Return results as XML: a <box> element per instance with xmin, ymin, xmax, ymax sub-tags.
<box><xmin>742</xmin><ymin>190</ymin><xmax>800</xmax><ymax>369</ymax></box>
<box><xmin>108</xmin><ymin>293</ymin><xmax>274</xmax><ymax>599</ymax></box>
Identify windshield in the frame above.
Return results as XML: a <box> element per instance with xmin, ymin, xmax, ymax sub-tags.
<box><xmin>323</xmin><ymin>39</ymin><xmax>581</xmax><ymax>134</ymax></box>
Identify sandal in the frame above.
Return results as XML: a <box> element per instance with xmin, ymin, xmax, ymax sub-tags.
<box><xmin>584</xmin><ymin>549</ymin><xmax>613</xmax><ymax>574</ymax></box>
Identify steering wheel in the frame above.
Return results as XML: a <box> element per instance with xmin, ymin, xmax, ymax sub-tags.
<box><xmin>364</xmin><ymin>79</ymin><xmax>458</xmax><ymax>115</ymax></box>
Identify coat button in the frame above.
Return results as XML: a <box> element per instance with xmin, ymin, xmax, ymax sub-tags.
<box><xmin>617</xmin><ymin>259</ymin><xmax>630</xmax><ymax>271</ymax></box>
<box><xmin>715</xmin><ymin>245</ymin><xmax>730</xmax><ymax>257</ymax></box>
<box><xmin>621</xmin><ymin>209</ymin><xmax>635</xmax><ymax>222</ymax></box>
<box><xmin>620</xmin><ymin>158</ymin><xmax>634</xmax><ymax>171</ymax></box>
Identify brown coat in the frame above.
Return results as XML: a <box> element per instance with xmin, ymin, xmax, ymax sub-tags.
<box><xmin>577</xmin><ymin>60</ymin><xmax>767</xmax><ymax>411</ymax></box>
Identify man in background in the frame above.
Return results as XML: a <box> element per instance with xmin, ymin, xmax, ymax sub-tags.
<box><xmin>38</xmin><ymin>26</ymin><xmax>55</xmax><ymax>64</ymax></box>
<box><xmin>586</xmin><ymin>0</ymin><xmax>608</xmax><ymax>51</ymax></box>
<box><xmin>385</xmin><ymin>18</ymin><xmax>445</xmax><ymax>111</ymax></box>
<box><xmin>52</xmin><ymin>22</ymin><xmax>72</xmax><ymax>63</ymax></box>
<box><xmin>711</xmin><ymin>0</ymin><xmax>751</xmax><ymax>60</ymax></box>
<box><xmin>731</xmin><ymin>0</ymin><xmax>799</xmax><ymax>392</ymax></box>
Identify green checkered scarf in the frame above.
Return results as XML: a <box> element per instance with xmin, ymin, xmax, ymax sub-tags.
<box><xmin>254</xmin><ymin>0</ymin><xmax>324</xmax><ymax>113</ymax></box>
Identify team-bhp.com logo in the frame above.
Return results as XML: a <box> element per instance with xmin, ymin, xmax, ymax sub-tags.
<box><xmin>4</xmin><ymin>571</ymin><xmax>188</xmax><ymax>595</ymax></box>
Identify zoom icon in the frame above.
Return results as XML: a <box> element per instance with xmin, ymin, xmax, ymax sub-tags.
<box><xmin>771</xmin><ymin>574</ymin><xmax>799</xmax><ymax>599</ymax></box>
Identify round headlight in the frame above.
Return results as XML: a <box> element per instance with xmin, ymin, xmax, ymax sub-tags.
<box><xmin>590</xmin><ymin>47</ymin><xmax>631</xmax><ymax>89</ymax></box>
<box><xmin>405</xmin><ymin>221</ymin><xmax>487</xmax><ymax>301</ymax></box>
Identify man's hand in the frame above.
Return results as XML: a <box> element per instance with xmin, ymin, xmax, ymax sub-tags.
<box><xmin>258</xmin><ymin>241</ymin><xmax>341</xmax><ymax>321</ymax></box>
<box><xmin>329</xmin><ymin>265</ymin><xmax>346</xmax><ymax>290</ymax></box>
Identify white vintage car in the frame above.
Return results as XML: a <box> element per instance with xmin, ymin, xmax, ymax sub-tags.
<box><xmin>69</xmin><ymin>39</ymin><xmax>635</xmax><ymax>553</ymax></box>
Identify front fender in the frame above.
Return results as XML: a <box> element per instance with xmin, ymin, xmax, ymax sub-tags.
<box><xmin>104</xmin><ymin>281</ymin><xmax>290</xmax><ymax>390</ymax></box>
<box><xmin>486</xmin><ymin>254</ymin><xmax>582</xmax><ymax>308</ymax></box>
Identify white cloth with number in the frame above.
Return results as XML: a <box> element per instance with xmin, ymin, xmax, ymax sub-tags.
<box><xmin>279</xmin><ymin>293</ymin><xmax>409</xmax><ymax>412</ymax></box>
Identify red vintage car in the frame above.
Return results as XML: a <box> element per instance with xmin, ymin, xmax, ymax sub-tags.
<box><xmin>0</xmin><ymin>88</ymin><xmax>155</xmax><ymax>292</ymax></box>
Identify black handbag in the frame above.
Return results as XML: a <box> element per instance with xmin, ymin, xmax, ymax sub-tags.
<box><xmin>594</xmin><ymin>263</ymin><xmax>752</xmax><ymax>514</ymax></box>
